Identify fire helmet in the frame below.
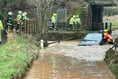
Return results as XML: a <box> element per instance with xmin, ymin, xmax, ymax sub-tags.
<box><xmin>8</xmin><ymin>12</ymin><xmax>13</xmax><ymax>15</ymax></box>
<box><xmin>53</xmin><ymin>13</ymin><xmax>56</xmax><ymax>16</ymax></box>
<box><xmin>104</xmin><ymin>29</ymin><xmax>108</xmax><ymax>33</ymax></box>
<box><xmin>18</xmin><ymin>11</ymin><xmax>22</xmax><ymax>14</ymax></box>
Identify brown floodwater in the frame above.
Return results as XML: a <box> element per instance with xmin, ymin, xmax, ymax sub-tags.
<box><xmin>23</xmin><ymin>53</ymin><xmax>114</xmax><ymax>79</ymax></box>
<box><xmin>23</xmin><ymin>29</ymin><xmax>118</xmax><ymax>79</ymax></box>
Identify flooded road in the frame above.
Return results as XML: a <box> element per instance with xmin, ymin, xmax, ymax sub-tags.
<box><xmin>23</xmin><ymin>41</ymin><xmax>115</xmax><ymax>79</ymax></box>
<box><xmin>23</xmin><ymin>54</ymin><xmax>114</xmax><ymax>79</ymax></box>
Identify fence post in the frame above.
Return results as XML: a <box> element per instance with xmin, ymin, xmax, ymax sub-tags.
<box><xmin>105</xmin><ymin>22</ymin><xmax>108</xmax><ymax>29</ymax></box>
<box><xmin>109</xmin><ymin>22</ymin><xmax>112</xmax><ymax>34</ymax></box>
<box><xmin>24</xmin><ymin>20</ymin><xmax>26</xmax><ymax>33</ymax></box>
<box><xmin>22</xmin><ymin>19</ymin><xmax>37</xmax><ymax>34</ymax></box>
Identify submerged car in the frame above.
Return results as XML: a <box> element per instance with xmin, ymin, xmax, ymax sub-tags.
<box><xmin>79</xmin><ymin>33</ymin><xmax>103</xmax><ymax>46</ymax></box>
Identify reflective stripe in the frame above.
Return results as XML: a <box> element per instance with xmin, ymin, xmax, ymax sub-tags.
<box><xmin>16</xmin><ymin>14</ymin><xmax>22</xmax><ymax>20</ymax></box>
<box><xmin>7</xmin><ymin>23</ymin><xmax>12</xmax><ymax>25</ymax></box>
<box><xmin>108</xmin><ymin>38</ymin><xmax>113</xmax><ymax>43</ymax></box>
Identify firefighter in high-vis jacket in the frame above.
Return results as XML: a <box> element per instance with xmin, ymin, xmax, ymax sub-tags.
<box><xmin>69</xmin><ymin>15</ymin><xmax>76</xmax><ymax>30</ymax></box>
<box><xmin>6</xmin><ymin>12</ymin><xmax>13</xmax><ymax>32</ymax></box>
<box><xmin>51</xmin><ymin>13</ymin><xmax>56</xmax><ymax>30</ymax></box>
<box><xmin>22</xmin><ymin>12</ymin><xmax>29</xmax><ymax>31</ymax></box>
<box><xmin>15</xmin><ymin>11</ymin><xmax>22</xmax><ymax>32</ymax></box>
<box><xmin>22</xmin><ymin>12</ymin><xmax>29</xmax><ymax>21</ymax></box>
<box><xmin>75</xmin><ymin>15</ymin><xmax>81</xmax><ymax>28</ymax></box>
<box><xmin>104</xmin><ymin>29</ymin><xmax>113</xmax><ymax>44</ymax></box>
<box><xmin>0</xmin><ymin>19</ymin><xmax>3</xmax><ymax>44</ymax></box>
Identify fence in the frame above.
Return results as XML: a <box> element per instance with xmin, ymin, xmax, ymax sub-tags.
<box><xmin>110</xmin><ymin>37</ymin><xmax>118</xmax><ymax>50</ymax></box>
<box><xmin>21</xmin><ymin>19</ymin><xmax>37</xmax><ymax>34</ymax></box>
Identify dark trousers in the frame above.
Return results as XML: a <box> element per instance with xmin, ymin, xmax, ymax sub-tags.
<box><xmin>68</xmin><ymin>24</ymin><xmax>73</xmax><ymax>29</ymax></box>
<box><xmin>49</xmin><ymin>23</ymin><xmax>55</xmax><ymax>30</ymax></box>
<box><xmin>76</xmin><ymin>23</ymin><xmax>80</xmax><ymax>28</ymax></box>
<box><xmin>16</xmin><ymin>24</ymin><xmax>20</xmax><ymax>31</ymax></box>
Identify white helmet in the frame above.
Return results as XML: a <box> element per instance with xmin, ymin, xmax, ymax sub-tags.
<box><xmin>22</xmin><ymin>13</ymin><xmax>25</xmax><ymax>16</ymax></box>
<box><xmin>73</xmin><ymin>15</ymin><xmax>76</xmax><ymax>18</ymax></box>
<box><xmin>18</xmin><ymin>11</ymin><xmax>22</xmax><ymax>14</ymax></box>
<box><xmin>8</xmin><ymin>12</ymin><xmax>13</xmax><ymax>15</ymax></box>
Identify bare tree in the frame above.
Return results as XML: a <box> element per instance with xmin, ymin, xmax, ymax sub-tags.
<box><xmin>28</xmin><ymin>0</ymin><xmax>54</xmax><ymax>39</ymax></box>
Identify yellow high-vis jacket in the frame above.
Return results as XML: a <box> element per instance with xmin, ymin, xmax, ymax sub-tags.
<box><xmin>16</xmin><ymin>14</ymin><xmax>22</xmax><ymax>20</ymax></box>
<box><xmin>51</xmin><ymin>16</ymin><xmax>56</xmax><ymax>24</ymax></box>
<box><xmin>69</xmin><ymin>17</ymin><xmax>75</xmax><ymax>25</ymax></box>
<box><xmin>75</xmin><ymin>17</ymin><xmax>81</xmax><ymax>24</ymax></box>
<box><xmin>0</xmin><ymin>20</ymin><xmax>3</xmax><ymax>29</ymax></box>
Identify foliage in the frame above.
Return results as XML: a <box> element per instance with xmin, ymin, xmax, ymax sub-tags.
<box><xmin>104</xmin><ymin>7</ymin><xmax>118</xmax><ymax>16</ymax></box>
<box><xmin>0</xmin><ymin>0</ymin><xmax>18</xmax><ymax>19</ymax></box>
<box><xmin>0</xmin><ymin>35</ymin><xmax>39</xmax><ymax>79</ymax></box>
<box><xmin>103</xmin><ymin>21</ymin><xmax>118</xmax><ymax>30</ymax></box>
<box><xmin>28</xmin><ymin>0</ymin><xmax>54</xmax><ymax>37</ymax></box>
<box><xmin>111</xmin><ymin>21</ymin><xmax>118</xmax><ymax>30</ymax></box>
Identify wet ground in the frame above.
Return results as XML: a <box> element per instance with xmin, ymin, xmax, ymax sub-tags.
<box><xmin>23</xmin><ymin>41</ymin><xmax>115</xmax><ymax>79</ymax></box>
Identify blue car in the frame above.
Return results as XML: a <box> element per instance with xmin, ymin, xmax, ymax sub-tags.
<box><xmin>79</xmin><ymin>33</ymin><xmax>103</xmax><ymax>46</ymax></box>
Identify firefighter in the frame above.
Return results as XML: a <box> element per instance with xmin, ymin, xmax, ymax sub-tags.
<box><xmin>0</xmin><ymin>19</ymin><xmax>3</xmax><ymax>44</ymax></box>
<box><xmin>6</xmin><ymin>12</ymin><xmax>13</xmax><ymax>32</ymax></box>
<box><xmin>15</xmin><ymin>11</ymin><xmax>22</xmax><ymax>32</ymax></box>
<box><xmin>22</xmin><ymin>12</ymin><xmax>29</xmax><ymax>31</ymax></box>
<box><xmin>104</xmin><ymin>29</ymin><xmax>113</xmax><ymax>44</ymax></box>
<box><xmin>69</xmin><ymin>15</ymin><xmax>76</xmax><ymax>30</ymax></box>
<box><xmin>51</xmin><ymin>13</ymin><xmax>56</xmax><ymax>30</ymax></box>
<box><xmin>104</xmin><ymin>29</ymin><xmax>109</xmax><ymax>35</ymax></box>
<box><xmin>22</xmin><ymin>12</ymin><xmax>29</xmax><ymax>21</ymax></box>
<box><xmin>75</xmin><ymin>15</ymin><xmax>81</xmax><ymax>28</ymax></box>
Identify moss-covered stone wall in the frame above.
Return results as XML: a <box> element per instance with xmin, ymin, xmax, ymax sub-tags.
<box><xmin>47</xmin><ymin>31</ymin><xmax>89</xmax><ymax>41</ymax></box>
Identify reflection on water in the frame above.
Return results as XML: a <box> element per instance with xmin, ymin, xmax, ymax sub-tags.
<box><xmin>23</xmin><ymin>53</ymin><xmax>114</xmax><ymax>79</ymax></box>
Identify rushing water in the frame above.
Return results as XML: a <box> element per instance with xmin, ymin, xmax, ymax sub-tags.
<box><xmin>23</xmin><ymin>53</ymin><xmax>114</xmax><ymax>79</ymax></box>
<box><xmin>23</xmin><ymin>30</ymin><xmax>118</xmax><ymax>79</ymax></box>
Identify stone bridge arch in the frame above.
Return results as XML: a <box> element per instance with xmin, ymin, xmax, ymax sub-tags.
<box><xmin>85</xmin><ymin>0</ymin><xmax>118</xmax><ymax>31</ymax></box>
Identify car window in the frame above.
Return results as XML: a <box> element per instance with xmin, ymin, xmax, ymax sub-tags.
<box><xmin>84</xmin><ymin>33</ymin><xmax>102</xmax><ymax>41</ymax></box>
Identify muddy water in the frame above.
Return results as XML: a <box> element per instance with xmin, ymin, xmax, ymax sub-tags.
<box><xmin>23</xmin><ymin>30</ymin><xmax>118</xmax><ymax>79</ymax></box>
<box><xmin>23</xmin><ymin>41</ymin><xmax>115</xmax><ymax>79</ymax></box>
<box><xmin>23</xmin><ymin>53</ymin><xmax>114</xmax><ymax>79</ymax></box>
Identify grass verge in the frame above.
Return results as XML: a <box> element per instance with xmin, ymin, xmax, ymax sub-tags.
<box><xmin>0</xmin><ymin>35</ymin><xmax>39</xmax><ymax>79</ymax></box>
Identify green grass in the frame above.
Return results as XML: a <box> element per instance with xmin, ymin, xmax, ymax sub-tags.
<box><xmin>104</xmin><ymin>21</ymin><xmax>118</xmax><ymax>30</ymax></box>
<box><xmin>0</xmin><ymin>35</ymin><xmax>39</xmax><ymax>79</ymax></box>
